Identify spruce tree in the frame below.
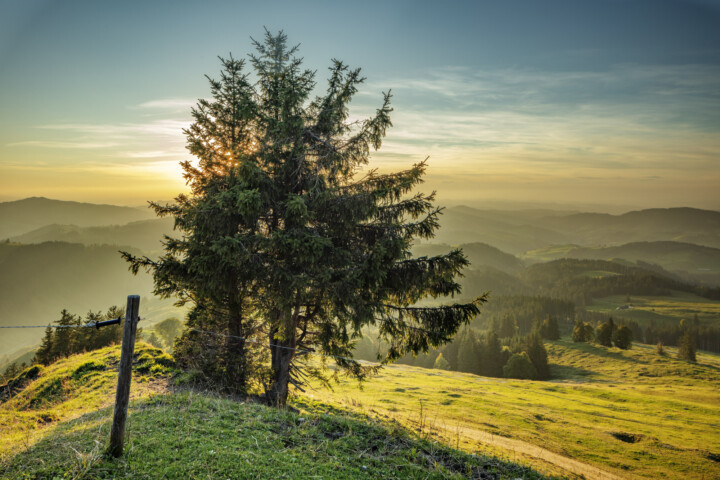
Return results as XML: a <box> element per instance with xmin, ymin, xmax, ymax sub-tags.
<box><xmin>502</xmin><ymin>352</ymin><xmax>537</xmax><ymax>380</ymax></box>
<box><xmin>596</xmin><ymin>319</ymin><xmax>614</xmax><ymax>347</ymax></box>
<box><xmin>678</xmin><ymin>330</ymin><xmax>696</xmax><ymax>362</ymax></box>
<box><xmin>124</xmin><ymin>31</ymin><xmax>483</xmax><ymax>406</ymax></box>
<box><xmin>612</xmin><ymin>325</ymin><xmax>633</xmax><ymax>350</ymax></box>
<box><xmin>456</xmin><ymin>328</ymin><xmax>479</xmax><ymax>374</ymax></box>
<box><xmin>524</xmin><ymin>332</ymin><xmax>550</xmax><ymax>379</ymax></box>
<box><xmin>540</xmin><ymin>314</ymin><xmax>560</xmax><ymax>340</ymax></box>
<box><xmin>480</xmin><ymin>330</ymin><xmax>504</xmax><ymax>377</ymax></box>
<box><xmin>34</xmin><ymin>326</ymin><xmax>54</xmax><ymax>365</ymax></box>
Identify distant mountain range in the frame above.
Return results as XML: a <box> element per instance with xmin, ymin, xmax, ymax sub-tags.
<box><xmin>10</xmin><ymin>217</ymin><xmax>175</xmax><ymax>253</ymax></box>
<box><xmin>2</xmin><ymin>197</ymin><xmax>720</xmax><ymax>353</ymax></box>
<box><xmin>434</xmin><ymin>205</ymin><xmax>720</xmax><ymax>253</ymax></box>
<box><xmin>0</xmin><ymin>197</ymin><xmax>155</xmax><ymax>239</ymax></box>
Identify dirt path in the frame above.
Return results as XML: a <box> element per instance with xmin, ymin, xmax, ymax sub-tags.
<box><xmin>447</xmin><ymin>423</ymin><xmax>624</xmax><ymax>480</ymax></box>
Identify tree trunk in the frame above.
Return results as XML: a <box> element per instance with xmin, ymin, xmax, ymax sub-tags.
<box><xmin>267</xmin><ymin>321</ymin><xmax>294</xmax><ymax>407</ymax></box>
<box><xmin>226</xmin><ymin>297</ymin><xmax>246</xmax><ymax>394</ymax></box>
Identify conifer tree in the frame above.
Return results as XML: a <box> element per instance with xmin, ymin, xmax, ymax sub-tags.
<box><xmin>434</xmin><ymin>353</ymin><xmax>450</xmax><ymax>370</ymax></box>
<box><xmin>456</xmin><ymin>328</ymin><xmax>479</xmax><ymax>374</ymax></box>
<box><xmin>524</xmin><ymin>332</ymin><xmax>550</xmax><ymax>379</ymax></box>
<box><xmin>124</xmin><ymin>31</ymin><xmax>484</xmax><ymax>406</ymax></box>
<box><xmin>480</xmin><ymin>330</ymin><xmax>504</xmax><ymax>377</ymax></box>
<box><xmin>678</xmin><ymin>330</ymin><xmax>696</xmax><ymax>362</ymax></box>
<box><xmin>540</xmin><ymin>314</ymin><xmax>560</xmax><ymax>340</ymax></box>
<box><xmin>502</xmin><ymin>352</ymin><xmax>537</xmax><ymax>380</ymax></box>
<box><xmin>34</xmin><ymin>326</ymin><xmax>54</xmax><ymax>365</ymax></box>
<box><xmin>612</xmin><ymin>325</ymin><xmax>633</xmax><ymax>350</ymax></box>
<box><xmin>596</xmin><ymin>319</ymin><xmax>615</xmax><ymax>347</ymax></box>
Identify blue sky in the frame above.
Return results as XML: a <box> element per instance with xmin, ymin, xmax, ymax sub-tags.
<box><xmin>1</xmin><ymin>0</ymin><xmax>719</xmax><ymax>210</ymax></box>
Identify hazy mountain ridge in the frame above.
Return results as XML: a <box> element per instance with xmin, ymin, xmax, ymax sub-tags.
<box><xmin>522</xmin><ymin>241</ymin><xmax>720</xmax><ymax>286</ymax></box>
<box><xmin>10</xmin><ymin>217</ymin><xmax>175</xmax><ymax>253</ymax></box>
<box><xmin>0</xmin><ymin>197</ymin><xmax>155</xmax><ymax>239</ymax></box>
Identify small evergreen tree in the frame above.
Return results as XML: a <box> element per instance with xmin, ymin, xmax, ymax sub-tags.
<box><xmin>33</xmin><ymin>326</ymin><xmax>54</xmax><ymax>365</ymax></box>
<box><xmin>656</xmin><ymin>341</ymin><xmax>665</xmax><ymax>356</ymax></box>
<box><xmin>612</xmin><ymin>325</ymin><xmax>633</xmax><ymax>350</ymax></box>
<box><xmin>456</xmin><ymin>329</ymin><xmax>480</xmax><ymax>374</ymax></box>
<box><xmin>143</xmin><ymin>332</ymin><xmax>162</xmax><ymax>349</ymax></box>
<box><xmin>572</xmin><ymin>319</ymin><xmax>585</xmax><ymax>343</ymax></box>
<box><xmin>540</xmin><ymin>315</ymin><xmax>560</xmax><ymax>340</ymax></box>
<box><xmin>678</xmin><ymin>330</ymin><xmax>696</xmax><ymax>362</ymax></box>
<box><xmin>524</xmin><ymin>332</ymin><xmax>550</xmax><ymax>379</ymax></box>
<box><xmin>480</xmin><ymin>330</ymin><xmax>504</xmax><ymax>377</ymax></box>
<box><xmin>502</xmin><ymin>352</ymin><xmax>537</xmax><ymax>380</ymax></box>
<box><xmin>596</xmin><ymin>320</ymin><xmax>614</xmax><ymax>347</ymax></box>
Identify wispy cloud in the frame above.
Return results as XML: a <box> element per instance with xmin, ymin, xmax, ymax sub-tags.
<box><xmin>133</xmin><ymin>98</ymin><xmax>198</xmax><ymax>110</ymax></box>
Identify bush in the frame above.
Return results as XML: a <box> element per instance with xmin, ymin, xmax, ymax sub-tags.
<box><xmin>596</xmin><ymin>322</ymin><xmax>614</xmax><ymax>347</ymax></box>
<box><xmin>503</xmin><ymin>352</ymin><xmax>537</xmax><ymax>380</ymax></box>
<box><xmin>613</xmin><ymin>325</ymin><xmax>633</xmax><ymax>350</ymax></box>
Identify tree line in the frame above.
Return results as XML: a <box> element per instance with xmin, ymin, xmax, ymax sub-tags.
<box><xmin>356</xmin><ymin>316</ymin><xmax>558</xmax><ymax>381</ymax></box>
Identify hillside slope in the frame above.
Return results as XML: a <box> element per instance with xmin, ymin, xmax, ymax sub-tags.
<box><xmin>0</xmin><ymin>346</ymin><xmax>544</xmax><ymax>479</ymax></box>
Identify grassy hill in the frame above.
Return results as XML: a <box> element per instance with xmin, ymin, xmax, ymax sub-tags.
<box><xmin>0</xmin><ymin>346</ymin><xmax>544</xmax><ymax>479</ymax></box>
<box><xmin>311</xmin><ymin>340</ymin><xmax>720</xmax><ymax>480</ymax></box>
<box><xmin>0</xmin><ymin>197</ymin><xmax>155</xmax><ymax>239</ymax></box>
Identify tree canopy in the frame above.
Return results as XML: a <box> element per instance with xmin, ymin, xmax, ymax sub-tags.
<box><xmin>124</xmin><ymin>30</ymin><xmax>484</xmax><ymax>406</ymax></box>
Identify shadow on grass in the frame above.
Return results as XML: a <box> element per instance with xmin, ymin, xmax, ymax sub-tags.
<box><xmin>2</xmin><ymin>392</ymin><xmax>552</xmax><ymax>480</ymax></box>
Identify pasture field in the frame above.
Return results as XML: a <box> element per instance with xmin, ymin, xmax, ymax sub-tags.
<box><xmin>587</xmin><ymin>291</ymin><xmax>720</xmax><ymax>327</ymax></box>
<box><xmin>305</xmin><ymin>340</ymin><xmax>720</xmax><ymax>479</ymax></box>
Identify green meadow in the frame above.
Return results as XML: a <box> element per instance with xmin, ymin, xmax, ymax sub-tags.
<box><xmin>305</xmin><ymin>340</ymin><xmax>720</xmax><ymax>479</ymax></box>
<box><xmin>587</xmin><ymin>291</ymin><xmax>720</xmax><ymax>326</ymax></box>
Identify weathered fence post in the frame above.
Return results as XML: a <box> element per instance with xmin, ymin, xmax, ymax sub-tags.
<box><xmin>108</xmin><ymin>295</ymin><xmax>140</xmax><ymax>457</ymax></box>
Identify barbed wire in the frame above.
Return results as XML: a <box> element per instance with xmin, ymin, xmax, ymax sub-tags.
<box><xmin>0</xmin><ymin>317</ymin><xmax>139</xmax><ymax>329</ymax></box>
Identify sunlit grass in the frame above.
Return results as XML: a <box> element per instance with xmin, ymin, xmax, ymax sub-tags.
<box><xmin>303</xmin><ymin>339</ymin><xmax>720</xmax><ymax>479</ymax></box>
<box><xmin>0</xmin><ymin>347</ymin><xmax>544</xmax><ymax>479</ymax></box>
<box><xmin>588</xmin><ymin>291</ymin><xmax>720</xmax><ymax>326</ymax></box>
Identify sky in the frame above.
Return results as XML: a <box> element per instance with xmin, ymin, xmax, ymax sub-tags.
<box><xmin>1</xmin><ymin>0</ymin><xmax>719</xmax><ymax>212</ymax></box>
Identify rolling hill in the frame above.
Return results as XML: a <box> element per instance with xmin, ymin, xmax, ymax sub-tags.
<box><xmin>522</xmin><ymin>241</ymin><xmax>720</xmax><ymax>286</ymax></box>
<box><xmin>0</xmin><ymin>346</ymin><xmax>543</xmax><ymax>479</ymax></box>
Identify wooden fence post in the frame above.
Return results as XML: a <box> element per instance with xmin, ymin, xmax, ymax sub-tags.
<box><xmin>108</xmin><ymin>295</ymin><xmax>140</xmax><ymax>457</ymax></box>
